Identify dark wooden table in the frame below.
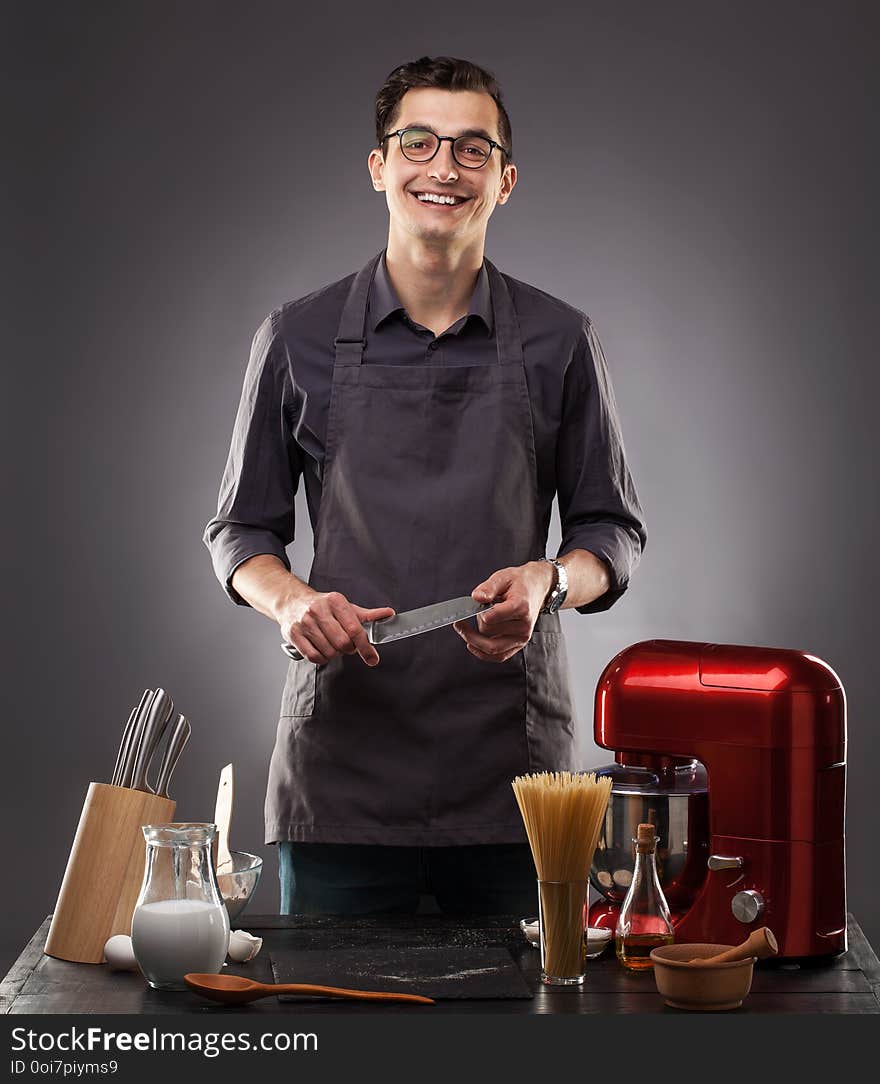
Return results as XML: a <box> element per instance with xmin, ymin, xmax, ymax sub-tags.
<box><xmin>3</xmin><ymin>913</ymin><xmax>878</xmax><ymax>1014</ymax></box>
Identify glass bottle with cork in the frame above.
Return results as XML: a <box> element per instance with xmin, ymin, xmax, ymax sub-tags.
<box><xmin>615</xmin><ymin>821</ymin><xmax>675</xmax><ymax>970</ymax></box>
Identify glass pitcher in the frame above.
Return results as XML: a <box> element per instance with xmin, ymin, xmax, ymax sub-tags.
<box><xmin>131</xmin><ymin>823</ymin><xmax>230</xmax><ymax>990</ymax></box>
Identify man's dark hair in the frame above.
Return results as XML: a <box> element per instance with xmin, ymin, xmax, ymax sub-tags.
<box><xmin>375</xmin><ymin>56</ymin><xmax>513</xmax><ymax>162</ymax></box>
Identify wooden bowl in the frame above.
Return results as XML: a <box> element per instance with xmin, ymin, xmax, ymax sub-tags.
<box><xmin>650</xmin><ymin>943</ymin><xmax>755</xmax><ymax>1011</ymax></box>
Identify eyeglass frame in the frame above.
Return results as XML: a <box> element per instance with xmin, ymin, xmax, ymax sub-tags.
<box><xmin>380</xmin><ymin>127</ymin><xmax>511</xmax><ymax>169</ymax></box>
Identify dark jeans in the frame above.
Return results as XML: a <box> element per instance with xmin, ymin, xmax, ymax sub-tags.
<box><xmin>278</xmin><ymin>842</ymin><xmax>537</xmax><ymax>916</ymax></box>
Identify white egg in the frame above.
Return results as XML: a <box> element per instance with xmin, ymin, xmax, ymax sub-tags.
<box><xmin>227</xmin><ymin>930</ymin><xmax>262</xmax><ymax>962</ymax></box>
<box><xmin>103</xmin><ymin>934</ymin><xmax>140</xmax><ymax>972</ymax></box>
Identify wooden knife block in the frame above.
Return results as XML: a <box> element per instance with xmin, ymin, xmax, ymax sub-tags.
<box><xmin>44</xmin><ymin>782</ymin><xmax>176</xmax><ymax>964</ymax></box>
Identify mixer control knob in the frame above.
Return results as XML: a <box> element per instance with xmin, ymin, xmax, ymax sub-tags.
<box><xmin>708</xmin><ymin>855</ymin><xmax>744</xmax><ymax>871</ymax></box>
<box><xmin>731</xmin><ymin>890</ymin><xmax>765</xmax><ymax>924</ymax></box>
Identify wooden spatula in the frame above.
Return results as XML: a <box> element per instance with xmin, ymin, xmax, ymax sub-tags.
<box><xmin>213</xmin><ymin>764</ymin><xmax>234</xmax><ymax>873</ymax></box>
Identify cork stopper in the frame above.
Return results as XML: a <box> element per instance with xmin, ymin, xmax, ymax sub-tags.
<box><xmin>636</xmin><ymin>822</ymin><xmax>658</xmax><ymax>853</ymax></box>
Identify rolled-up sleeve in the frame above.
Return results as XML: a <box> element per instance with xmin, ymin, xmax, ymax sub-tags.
<box><xmin>557</xmin><ymin>319</ymin><xmax>647</xmax><ymax>614</ymax></box>
<box><xmin>203</xmin><ymin>313</ymin><xmax>301</xmax><ymax>605</ymax></box>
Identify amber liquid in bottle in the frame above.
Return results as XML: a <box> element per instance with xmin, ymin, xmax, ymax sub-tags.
<box><xmin>615</xmin><ymin>823</ymin><xmax>675</xmax><ymax>972</ymax></box>
<box><xmin>616</xmin><ymin>932</ymin><xmax>675</xmax><ymax>970</ymax></box>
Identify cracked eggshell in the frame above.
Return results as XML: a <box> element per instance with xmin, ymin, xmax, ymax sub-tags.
<box><xmin>103</xmin><ymin>935</ymin><xmax>140</xmax><ymax>972</ymax></box>
<box><xmin>227</xmin><ymin>930</ymin><xmax>263</xmax><ymax>962</ymax></box>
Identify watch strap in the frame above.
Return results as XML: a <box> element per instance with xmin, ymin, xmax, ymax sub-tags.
<box><xmin>539</xmin><ymin>557</ymin><xmax>568</xmax><ymax>614</ymax></box>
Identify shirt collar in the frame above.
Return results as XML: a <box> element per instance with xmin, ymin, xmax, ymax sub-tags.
<box><xmin>369</xmin><ymin>252</ymin><xmax>493</xmax><ymax>334</ymax></box>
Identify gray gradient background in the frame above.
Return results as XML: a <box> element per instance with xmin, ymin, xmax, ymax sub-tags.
<box><xmin>3</xmin><ymin>0</ymin><xmax>877</xmax><ymax>978</ymax></box>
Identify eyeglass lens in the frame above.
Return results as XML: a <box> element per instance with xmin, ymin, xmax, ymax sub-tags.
<box><xmin>399</xmin><ymin>128</ymin><xmax>492</xmax><ymax>168</ymax></box>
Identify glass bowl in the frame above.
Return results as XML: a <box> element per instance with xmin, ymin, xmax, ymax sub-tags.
<box><xmin>216</xmin><ymin>850</ymin><xmax>262</xmax><ymax>924</ymax></box>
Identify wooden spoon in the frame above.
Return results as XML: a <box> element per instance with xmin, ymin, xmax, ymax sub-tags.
<box><xmin>213</xmin><ymin>764</ymin><xmax>234</xmax><ymax>873</ymax></box>
<box><xmin>690</xmin><ymin>927</ymin><xmax>778</xmax><ymax>966</ymax></box>
<box><xmin>183</xmin><ymin>973</ymin><xmax>435</xmax><ymax>1006</ymax></box>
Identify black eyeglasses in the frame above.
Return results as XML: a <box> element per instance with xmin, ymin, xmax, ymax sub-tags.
<box><xmin>381</xmin><ymin>127</ymin><xmax>510</xmax><ymax>169</ymax></box>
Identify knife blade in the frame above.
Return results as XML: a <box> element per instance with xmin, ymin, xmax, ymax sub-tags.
<box><xmin>280</xmin><ymin>595</ymin><xmax>492</xmax><ymax>661</ymax></box>
<box><xmin>369</xmin><ymin>596</ymin><xmax>492</xmax><ymax>643</ymax></box>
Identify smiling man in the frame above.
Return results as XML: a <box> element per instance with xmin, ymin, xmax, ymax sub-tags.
<box><xmin>204</xmin><ymin>56</ymin><xmax>646</xmax><ymax>916</ymax></box>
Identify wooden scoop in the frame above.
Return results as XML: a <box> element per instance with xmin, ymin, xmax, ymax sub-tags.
<box><xmin>183</xmin><ymin>973</ymin><xmax>434</xmax><ymax>1006</ymax></box>
<box><xmin>690</xmin><ymin>927</ymin><xmax>778</xmax><ymax>966</ymax></box>
<box><xmin>213</xmin><ymin>764</ymin><xmax>234</xmax><ymax>873</ymax></box>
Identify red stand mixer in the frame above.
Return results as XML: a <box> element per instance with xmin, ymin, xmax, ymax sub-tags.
<box><xmin>588</xmin><ymin>640</ymin><xmax>847</xmax><ymax>961</ymax></box>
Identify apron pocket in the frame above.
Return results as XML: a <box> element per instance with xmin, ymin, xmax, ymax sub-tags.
<box><xmin>522</xmin><ymin>625</ymin><xmax>576</xmax><ymax>772</ymax></box>
<box><xmin>280</xmin><ymin>657</ymin><xmax>317</xmax><ymax>718</ymax></box>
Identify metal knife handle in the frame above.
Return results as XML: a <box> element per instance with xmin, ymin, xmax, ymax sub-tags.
<box><xmin>153</xmin><ymin>714</ymin><xmax>191</xmax><ymax>798</ymax></box>
<box><xmin>119</xmin><ymin>689</ymin><xmax>155</xmax><ymax>789</ymax></box>
<box><xmin>131</xmin><ymin>689</ymin><xmax>174</xmax><ymax>792</ymax></box>
<box><xmin>281</xmin><ymin>621</ymin><xmax>373</xmax><ymax>662</ymax></box>
<box><xmin>139</xmin><ymin>691</ymin><xmax>175</xmax><ymax>794</ymax></box>
<box><xmin>111</xmin><ymin>690</ymin><xmax>151</xmax><ymax>786</ymax></box>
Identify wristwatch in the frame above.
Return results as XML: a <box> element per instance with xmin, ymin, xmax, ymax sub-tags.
<box><xmin>539</xmin><ymin>557</ymin><xmax>568</xmax><ymax>614</ymax></box>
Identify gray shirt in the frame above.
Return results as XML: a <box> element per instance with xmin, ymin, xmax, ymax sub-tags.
<box><xmin>204</xmin><ymin>253</ymin><xmax>647</xmax><ymax>614</ymax></box>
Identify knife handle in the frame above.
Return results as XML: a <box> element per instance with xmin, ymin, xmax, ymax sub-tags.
<box><xmin>119</xmin><ymin>689</ymin><xmax>156</xmax><ymax>789</ymax></box>
<box><xmin>281</xmin><ymin>640</ymin><xmax>304</xmax><ymax>662</ymax></box>
<box><xmin>153</xmin><ymin>714</ymin><xmax>190</xmax><ymax>798</ymax></box>
<box><xmin>111</xmin><ymin>690</ymin><xmax>151</xmax><ymax>786</ymax></box>
<box><xmin>131</xmin><ymin>690</ymin><xmax>174</xmax><ymax>793</ymax></box>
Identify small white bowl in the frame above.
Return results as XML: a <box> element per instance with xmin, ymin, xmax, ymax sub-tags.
<box><xmin>520</xmin><ymin>919</ymin><xmax>612</xmax><ymax>959</ymax></box>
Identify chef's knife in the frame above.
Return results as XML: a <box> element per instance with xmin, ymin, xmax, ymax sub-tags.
<box><xmin>111</xmin><ymin>689</ymin><xmax>152</xmax><ymax>786</ymax></box>
<box><xmin>153</xmin><ymin>713</ymin><xmax>191</xmax><ymax>798</ymax></box>
<box><xmin>280</xmin><ymin>595</ymin><xmax>492</xmax><ymax>662</ymax></box>
<box><xmin>130</xmin><ymin>689</ymin><xmax>174</xmax><ymax>793</ymax></box>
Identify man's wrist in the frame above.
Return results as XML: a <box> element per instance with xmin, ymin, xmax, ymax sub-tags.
<box><xmin>232</xmin><ymin>554</ymin><xmax>315</xmax><ymax>623</ymax></box>
<box><xmin>530</xmin><ymin>559</ymin><xmax>555</xmax><ymax>603</ymax></box>
<box><xmin>271</xmin><ymin>577</ymin><xmax>317</xmax><ymax>622</ymax></box>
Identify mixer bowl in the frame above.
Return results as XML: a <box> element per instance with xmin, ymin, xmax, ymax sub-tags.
<box><xmin>216</xmin><ymin>850</ymin><xmax>262</xmax><ymax>924</ymax></box>
<box><xmin>590</xmin><ymin>758</ymin><xmax>709</xmax><ymax>916</ymax></box>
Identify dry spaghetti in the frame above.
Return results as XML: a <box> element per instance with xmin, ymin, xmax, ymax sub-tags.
<box><xmin>512</xmin><ymin>771</ymin><xmax>612</xmax><ymax>981</ymax></box>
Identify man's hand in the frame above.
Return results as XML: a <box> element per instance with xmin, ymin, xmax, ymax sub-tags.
<box><xmin>452</xmin><ymin>561</ymin><xmax>555</xmax><ymax>663</ymax></box>
<box><xmin>278</xmin><ymin>590</ymin><xmax>395</xmax><ymax>667</ymax></box>
<box><xmin>229</xmin><ymin>555</ymin><xmax>394</xmax><ymax>666</ymax></box>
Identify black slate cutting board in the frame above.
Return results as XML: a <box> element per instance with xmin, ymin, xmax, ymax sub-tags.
<box><xmin>271</xmin><ymin>945</ymin><xmax>533</xmax><ymax>1000</ymax></box>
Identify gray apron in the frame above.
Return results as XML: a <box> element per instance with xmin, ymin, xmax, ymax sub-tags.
<box><xmin>265</xmin><ymin>253</ymin><xmax>576</xmax><ymax>846</ymax></box>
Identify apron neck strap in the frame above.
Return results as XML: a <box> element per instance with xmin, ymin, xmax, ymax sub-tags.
<box><xmin>484</xmin><ymin>259</ymin><xmax>523</xmax><ymax>367</ymax></box>
<box><xmin>333</xmin><ymin>253</ymin><xmax>381</xmax><ymax>367</ymax></box>
<box><xmin>333</xmin><ymin>253</ymin><xmax>524</xmax><ymax>368</ymax></box>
